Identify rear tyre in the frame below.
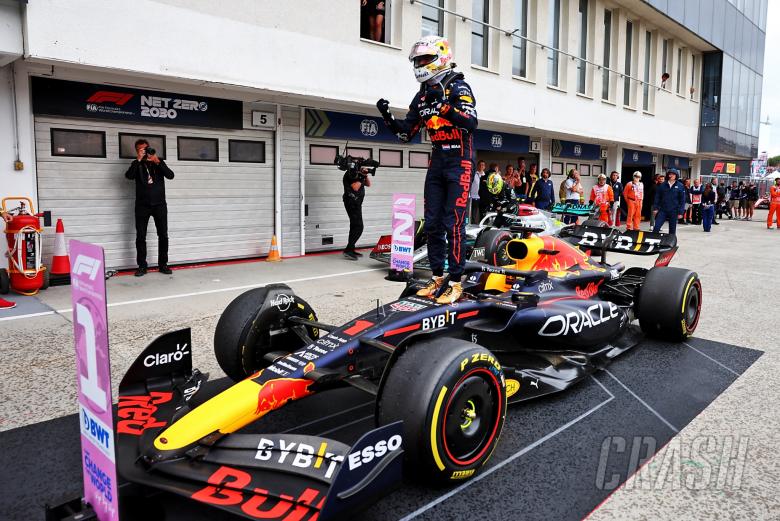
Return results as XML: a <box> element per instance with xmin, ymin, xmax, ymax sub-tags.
<box><xmin>474</xmin><ymin>229</ymin><xmax>513</xmax><ymax>266</ymax></box>
<box><xmin>214</xmin><ymin>284</ymin><xmax>318</xmax><ymax>381</ymax></box>
<box><xmin>638</xmin><ymin>267</ymin><xmax>702</xmax><ymax>342</ymax></box>
<box><xmin>0</xmin><ymin>268</ymin><xmax>9</xmax><ymax>294</ymax></box>
<box><xmin>378</xmin><ymin>338</ymin><xmax>506</xmax><ymax>484</ymax></box>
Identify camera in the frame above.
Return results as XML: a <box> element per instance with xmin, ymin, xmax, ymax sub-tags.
<box><xmin>334</xmin><ymin>153</ymin><xmax>379</xmax><ymax>179</ymax></box>
<box><xmin>144</xmin><ymin>147</ymin><xmax>157</xmax><ymax>157</ymax></box>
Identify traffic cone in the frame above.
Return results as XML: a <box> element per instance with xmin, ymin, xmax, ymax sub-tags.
<box><xmin>49</xmin><ymin>219</ymin><xmax>71</xmax><ymax>286</ymax></box>
<box><xmin>266</xmin><ymin>235</ymin><xmax>281</xmax><ymax>262</ymax></box>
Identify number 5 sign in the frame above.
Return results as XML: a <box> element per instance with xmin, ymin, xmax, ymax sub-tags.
<box><xmin>70</xmin><ymin>240</ymin><xmax>119</xmax><ymax>521</ymax></box>
<box><xmin>390</xmin><ymin>194</ymin><xmax>416</xmax><ymax>273</ymax></box>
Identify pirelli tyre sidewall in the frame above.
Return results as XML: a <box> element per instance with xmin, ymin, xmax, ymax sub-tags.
<box><xmin>638</xmin><ymin>267</ymin><xmax>702</xmax><ymax>342</ymax></box>
<box><xmin>214</xmin><ymin>284</ymin><xmax>318</xmax><ymax>381</ymax></box>
<box><xmin>474</xmin><ymin>228</ymin><xmax>513</xmax><ymax>266</ymax></box>
<box><xmin>378</xmin><ymin>337</ymin><xmax>507</xmax><ymax>484</ymax></box>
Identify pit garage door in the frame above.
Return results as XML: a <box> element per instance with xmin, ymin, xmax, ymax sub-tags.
<box><xmin>35</xmin><ymin>116</ymin><xmax>274</xmax><ymax>269</ymax></box>
<box><xmin>305</xmin><ymin>137</ymin><xmax>430</xmax><ymax>252</ymax></box>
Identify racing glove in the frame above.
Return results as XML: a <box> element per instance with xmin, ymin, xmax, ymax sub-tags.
<box><xmin>377</xmin><ymin>98</ymin><xmax>404</xmax><ymax>135</ymax></box>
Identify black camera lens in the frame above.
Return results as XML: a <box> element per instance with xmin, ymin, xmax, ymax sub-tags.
<box><xmin>146</xmin><ymin>147</ymin><xmax>156</xmax><ymax>156</ymax></box>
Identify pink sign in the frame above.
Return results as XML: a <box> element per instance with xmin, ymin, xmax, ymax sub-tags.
<box><xmin>70</xmin><ymin>240</ymin><xmax>119</xmax><ymax>520</ymax></box>
<box><xmin>390</xmin><ymin>194</ymin><xmax>416</xmax><ymax>272</ymax></box>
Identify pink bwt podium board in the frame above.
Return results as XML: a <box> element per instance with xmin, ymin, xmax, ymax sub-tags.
<box><xmin>390</xmin><ymin>194</ymin><xmax>416</xmax><ymax>272</ymax></box>
<box><xmin>70</xmin><ymin>240</ymin><xmax>119</xmax><ymax>520</ymax></box>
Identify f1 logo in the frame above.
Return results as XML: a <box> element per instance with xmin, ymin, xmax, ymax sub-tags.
<box><xmin>86</xmin><ymin>91</ymin><xmax>133</xmax><ymax>106</ymax></box>
<box><xmin>73</xmin><ymin>255</ymin><xmax>101</xmax><ymax>280</ymax></box>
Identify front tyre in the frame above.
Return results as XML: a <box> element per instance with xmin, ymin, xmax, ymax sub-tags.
<box><xmin>378</xmin><ymin>338</ymin><xmax>506</xmax><ymax>484</ymax></box>
<box><xmin>474</xmin><ymin>229</ymin><xmax>513</xmax><ymax>266</ymax></box>
<box><xmin>638</xmin><ymin>267</ymin><xmax>702</xmax><ymax>342</ymax></box>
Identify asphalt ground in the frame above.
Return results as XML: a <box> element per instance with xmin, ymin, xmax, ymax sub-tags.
<box><xmin>0</xmin><ymin>210</ymin><xmax>778</xmax><ymax>520</ymax></box>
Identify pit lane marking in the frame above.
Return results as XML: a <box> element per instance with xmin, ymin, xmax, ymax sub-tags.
<box><xmin>0</xmin><ymin>268</ymin><xmax>385</xmax><ymax>322</ymax></box>
<box><xmin>603</xmin><ymin>369</ymin><xmax>679</xmax><ymax>433</ymax></box>
<box><xmin>399</xmin><ymin>375</ymin><xmax>615</xmax><ymax>520</ymax></box>
<box><xmin>683</xmin><ymin>342</ymin><xmax>740</xmax><ymax>376</ymax></box>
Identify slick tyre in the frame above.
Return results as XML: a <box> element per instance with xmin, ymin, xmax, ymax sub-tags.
<box><xmin>378</xmin><ymin>338</ymin><xmax>507</xmax><ymax>484</ymax></box>
<box><xmin>214</xmin><ymin>284</ymin><xmax>318</xmax><ymax>381</ymax></box>
<box><xmin>638</xmin><ymin>267</ymin><xmax>702</xmax><ymax>342</ymax></box>
<box><xmin>474</xmin><ymin>229</ymin><xmax>513</xmax><ymax>266</ymax></box>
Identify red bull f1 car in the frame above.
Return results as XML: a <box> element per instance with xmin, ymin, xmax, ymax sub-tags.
<box><xmin>116</xmin><ymin>223</ymin><xmax>700</xmax><ymax>520</ymax></box>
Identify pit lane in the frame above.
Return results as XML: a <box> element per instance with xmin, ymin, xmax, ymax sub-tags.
<box><xmin>0</xmin><ymin>336</ymin><xmax>760</xmax><ymax>520</ymax></box>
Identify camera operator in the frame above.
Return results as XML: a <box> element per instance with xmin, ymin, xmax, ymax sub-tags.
<box><xmin>342</xmin><ymin>162</ymin><xmax>372</xmax><ymax>260</ymax></box>
<box><xmin>124</xmin><ymin>139</ymin><xmax>175</xmax><ymax>276</ymax></box>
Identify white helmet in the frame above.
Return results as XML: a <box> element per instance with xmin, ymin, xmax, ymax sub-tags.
<box><xmin>409</xmin><ymin>35</ymin><xmax>454</xmax><ymax>83</ymax></box>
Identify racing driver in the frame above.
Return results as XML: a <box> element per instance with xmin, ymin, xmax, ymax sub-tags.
<box><xmin>376</xmin><ymin>35</ymin><xmax>477</xmax><ymax>304</ymax></box>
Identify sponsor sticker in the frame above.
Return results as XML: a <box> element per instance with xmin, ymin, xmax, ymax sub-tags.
<box><xmin>390</xmin><ymin>300</ymin><xmax>428</xmax><ymax>312</ymax></box>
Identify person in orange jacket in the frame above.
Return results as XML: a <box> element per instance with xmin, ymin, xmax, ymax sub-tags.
<box><xmin>623</xmin><ymin>171</ymin><xmax>644</xmax><ymax>231</ymax></box>
<box><xmin>768</xmin><ymin>177</ymin><xmax>780</xmax><ymax>230</ymax></box>
<box><xmin>590</xmin><ymin>173</ymin><xmax>614</xmax><ymax>223</ymax></box>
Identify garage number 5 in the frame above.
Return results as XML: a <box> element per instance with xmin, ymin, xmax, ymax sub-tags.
<box><xmin>77</xmin><ymin>302</ymin><xmax>107</xmax><ymax>412</ymax></box>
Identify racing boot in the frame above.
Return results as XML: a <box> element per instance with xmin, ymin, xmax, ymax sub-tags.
<box><xmin>416</xmin><ymin>275</ymin><xmax>445</xmax><ymax>297</ymax></box>
<box><xmin>435</xmin><ymin>281</ymin><xmax>463</xmax><ymax>305</ymax></box>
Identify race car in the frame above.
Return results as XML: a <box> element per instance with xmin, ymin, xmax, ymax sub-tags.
<box><xmin>370</xmin><ymin>202</ymin><xmax>567</xmax><ymax>270</ymax></box>
<box><xmin>116</xmin><ymin>223</ymin><xmax>700</xmax><ymax>520</ymax></box>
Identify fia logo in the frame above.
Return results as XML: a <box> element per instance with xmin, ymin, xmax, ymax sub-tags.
<box><xmin>360</xmin><ymin>119</ymin><xmax>379</xmax><ymax>137</ymax></box>
<box><xmin>574</xmin><ymin>145</ymin><xmax>582</xmax><ymax>157</ymax></box>
<box><xmin>491</xmin><ymin>134</ymin><xmax>503</xmax><ymax>148</ymax></box>
<box><xmin>86</xmin><ymin>104</ymin><xmax>99</xmax><ymax>112</ymax></box>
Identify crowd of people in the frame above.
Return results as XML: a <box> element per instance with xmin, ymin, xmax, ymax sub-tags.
<box><xmin>467</xmin><ymin>157</ymin><xmax>780</xmax><ymax>235</ymax></box>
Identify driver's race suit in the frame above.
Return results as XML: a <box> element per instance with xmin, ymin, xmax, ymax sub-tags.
<box><xmin>380</xmin><ymin>71</ymin><xmax>477</xmax><ymax>280</ymax></box>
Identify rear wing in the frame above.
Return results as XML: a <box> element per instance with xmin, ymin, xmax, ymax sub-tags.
<box><xmin>560</xmin><ymin>225</ymin><xmax>678</xmax><ymax>264</ymax></box>
<box><xmin>550</xmin><ymin>201</ymin><xmax>596</xmax><ymax>217</ymax></box>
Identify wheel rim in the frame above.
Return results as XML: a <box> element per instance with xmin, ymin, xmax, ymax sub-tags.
<box><xmin>683</xmin><ymin>280</ymin><xmax>702</xmax><ymax>333</ymax></box>
<box><xmin>442</xmin><ymin>369</ymin><xmax>502</xmax><ymax>465</ymax></box>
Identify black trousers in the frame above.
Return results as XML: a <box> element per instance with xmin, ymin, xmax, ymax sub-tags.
<box><xmin>135</xmin><ymin>203</ymin><xmax>168</xmax><ymax>268</ymax></box>
<box><xmin>343</xmin><ymin>197</ymin><xmax>363</xmax><ymax>252</ymax></box>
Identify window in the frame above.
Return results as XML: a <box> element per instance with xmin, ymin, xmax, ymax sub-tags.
<box><xmin>577</xmin><ymin>0</ymin><xmax>588</xmax><ymax>94</ymax></box>
<box><xmin>119</xmin><ymin>133</ymin><xmax>166</xmax><ymax>159</ymax></box>
<box><xmin>471</xmin><ymin>0</ymin><xmax>489</xmax><ymax>67</ymax></box>
<box><xmin>662</xmin><ymin>39</ymin><xmax>670</xmax><ymax>88</ymax></box>
<box><xmin>602</xmin><ymin>10</ymin><xmax>612</xmax><ymax>100</ymax></box>
<box><xmin>229</xmin><ymin>140</ymin><xmax>266</xmax><ymax>163</ymax></box>
<box><xmin>690</xmin><ymin>54</ymin><xmax>698</xmax><ymax>100</ymax></box>
<box><xmin>409</xmin><ymin>151</ymin><xmax>430</xmax><ymax>168</ymax></box>
<box><xmin>512</xmin><ymin>0</ymin><xmax>529</xmax><ymax>77</ymax></box>
<box><xmin>422</xmin><ymin>0</ymin><xmax>443</xmax><ymax>37</ymax></box>
<box><xmin>624</xmin><ymin>20</ymin><xmax>633</xmax><ymax>106</ymax></box>
<box><xmin>551</xmin><ymin>161</ymin><xmax>563</xmax><ymax>175</ymax></box>
<box><xmin>579</xmin><ymin>164</ymin><xmax>591</xmax><ymax>176</ymax></box>
<box><xmin>547</xmin><ymin>0</ymin><xmax>561</xmax><ymax>86</ymax></box>
<box><xmin>309</xmin><ymin>144</ymin><xmax>338</xmax><ymax>165</ymax></box>
<box><xmin>676</xmin><ymin>47</ymin><xmax>683</xmax><ymax>94</ymax></box>
<box><xmin>379</xmin><ymin>149</ymin><xmax>402</xmax><ymax>168</ymax></box>
<box><xmin>51</xmin><ymin>128</ymin><xmax>105</xmax><ymax>158</ymax></box>
<box><xmin>346</xmin><ymin>147</ymin><xmax>373</xmax><ymax>160</ymax></box>
<box><xmin>643</xmin><ymin>31</ymin><xmax>652</xmax><ymax>111</ymax></box>
<box><xmin>178</xmin><ymin>137</ymin><xmax>218</xmax><ymax>161</ymax></box>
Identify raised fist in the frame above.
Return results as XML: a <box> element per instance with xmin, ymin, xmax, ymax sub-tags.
<box><xmin>376</xmin><ymin>98</ymin><xmax>391</xmax><ymax>117</ymax></box>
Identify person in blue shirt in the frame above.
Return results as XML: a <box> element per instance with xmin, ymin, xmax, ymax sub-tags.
<box><xmin>652</xmin><ymin>168</ymin><xmax>686</xmax><ymax>234</ymax></box>
<box><xmin>529</xmin><ymin>167</ymin><xmax>555</xmax><ymax>210</ymax></box>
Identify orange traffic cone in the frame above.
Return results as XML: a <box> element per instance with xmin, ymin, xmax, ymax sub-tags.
<box><xmin>50</xmin><ymin>219</ymin><xmax>70</xmax><ymax>275</ymax></box>
<box><xmin>266</xmin><ymin>235</ymin><xmax>281</xmax><ymax>262</ymax></box>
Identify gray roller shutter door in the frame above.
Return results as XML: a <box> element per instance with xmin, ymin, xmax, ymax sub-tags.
<box><xmin>304</xmin><ymin>137</ymin><xmax>428</xmax><ymax>252</ymax></box>
<box><xmin>35</xmin><ymin>116</ymin><xmax>274</xmax><ymax>269</ymax></box>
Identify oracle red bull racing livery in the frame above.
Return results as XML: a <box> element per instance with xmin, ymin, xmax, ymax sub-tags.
<box><xmin>117</xmin><ymin>223</ymin><xmax>701</xmax><ymax>520</ymax></box>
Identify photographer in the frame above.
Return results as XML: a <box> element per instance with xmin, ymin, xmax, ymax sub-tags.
<box><xmin>124</xmin><ymin>139</ymin><xmax>174</xmax><ymax>276</ymax></box>
<box><xmin>342</xmin><ymin>161</ymin><xmax>372</xmax><ymax>261</ymax></box>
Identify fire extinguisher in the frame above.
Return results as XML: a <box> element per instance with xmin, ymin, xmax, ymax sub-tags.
<box><xmin>1</xmin><ymin>197</ymin><xmax>49</xmax><ymax>295</ymax></box>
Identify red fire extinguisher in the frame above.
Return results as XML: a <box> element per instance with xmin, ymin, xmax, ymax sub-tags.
<box><xmin>1</xmin><ymin>197</ymin><xmax>49</xmax><ymax>295</ymax></box>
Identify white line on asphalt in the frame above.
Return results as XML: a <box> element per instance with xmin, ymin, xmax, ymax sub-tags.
<box><xmin>316</xmin><ymin>414</ymin><xmax>374</xmax><ymax>437</ymax></box>
<box><xmin>683</xmin><ymin>342</ymin><xmax>741</xmax><ymax>377</ymax></box>
<box><xmin>604</xmin><ymin>369</ymin><xmax>679</xmax><ymax>433</ymax></box>
<box><xmin>399</xmin><ymin>376</ymin><xmax>614</xmax><ymax>521</ymax></box>
<box><xmin>0</xmin><ymin>267</ymin><xmax>385</xmax><ymax>322</ymax></box>
<box><xmin>279</xmin><ymin>401</ymin><xmax>373</xmax><ymax>434</ymax></box>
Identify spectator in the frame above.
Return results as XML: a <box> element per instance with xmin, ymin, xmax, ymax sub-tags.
<box><xmin>590</xmin><ymin>174</ymin><xmax>614</xmax><ymax>224</ymax></box>
<box><xmin>470</xmin><ymin>160</ymin><xmax>486</xmax><ymax>223</ymax></box>
<box><xmin>701</xmin><ymin>183</ymin><xmax>716</xmax><ymax>232</ymax></box>
<box><xmin>517</xmin><ymin>158</ymin><xmax>527</xmax><ymax>186</ymax></box>
<box><xmin>125</xmin><ymin>139</ymin><xmax>175</xmax><ymax>276</ymax></box>
<box><xmin>652</xmin><ymin>168</ymin><xmax>686</xmax><ymax>235</ymax></box>
<box><xmin>647</xmin><ymin>173</ymin><xmax>664</xmax><ymax>229</ymax></box>
<box><xmin>746</xmin><ymin>182</ymin><xmax>758</xmax><ymax>221</ymax></box>
<box><xmin>608</xmin><ymin>171</ymin><xmax>623</xmax><ymax>227</ymax></box>
<box><xmin>623</xmin><ymin>171</ymin><xmax>643</xmax><ymax>231</ymax></box>
<box><xmin>524</xmin><ymin>166</ymin><xmax>539</xmax><ymax>201</ymax></box>
<box><xmin>563</xmin><ymin>169</ymin><xmax>584</xmax><ymax>224</ymax></box>
<box><xmin>728</xmin><ymin>181</ymin><xmax>740</xmax><ymax>219</ymax></box>
<box><xmin>529</xmin><ymin>167</ymin><xmax>555</xmax><ymax>210</ymax></box>
<box><xmin>689</xmin><ymin>178</ymin><xmax>703</xmax><ymax>225</ymax></box>
<box><xmin>738</xmin><ymin>181</ymin><xmax>749</xmax><ymax>220</ymax></box>
<box><xmin>504</xmin><ymin>164</ymin><xmax>521</xmax><ymax>195</ymax></box>
<box><xmin>716</xmin><ymin>181</ymin><xmax>729</xmax><ymax>221</ymax></box>
<box><xmin>361</xmin><ymin>0</ymin><xmax>385</xmax><ymax>43</ymax></box>
<box><xmin>710</xmin><ymin>178</ymin><xmax>721</xmax><ymax>225</ymax></box>
<box><xmin>681</xmin><ymin>178</ymin><xmax>692</xmax><ymax>225</ymax></box>
<box><xmin>768</xmin><ymin>177</ymin><xmax>780</xmax><ymax>230</ymax></box>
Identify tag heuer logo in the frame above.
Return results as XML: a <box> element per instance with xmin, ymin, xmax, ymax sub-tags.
<box><xmin>574</xmin><ymin>145</ymin><xmax>582</xmax><ymax>156</ymax></box>
<box><xmin>491</xmin><ymin>134</ymin><xmax>503</xmax><ymax>148</ymax></box>
<box><xmin>360</xmin><ymin>119</ymin><xmax>379</xmax><ymax>137</ymax></box>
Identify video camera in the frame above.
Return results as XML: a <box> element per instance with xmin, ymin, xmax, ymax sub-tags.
<box><xmin>334</xmin><ymin>142</ymin><xmax>379</xmax><ymax>179</ymax></box>
<box><xmin>142</xmin><ymin>147</ymin><xmax>157</xmax><ymax>159</ymax></box>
